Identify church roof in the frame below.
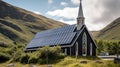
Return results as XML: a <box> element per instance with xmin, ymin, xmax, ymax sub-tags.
<box><xmin>25</xmin><ymin>25</ymin><xmax>78</xmax><ymax>51</ymax></box>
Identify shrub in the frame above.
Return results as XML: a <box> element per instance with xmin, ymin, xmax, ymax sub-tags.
<box><xmin>13</xmin><ymin>50</ymin><xmax>22</xmax><ymax>62</ymax></box>
<box><xmin>96</xmin><ymin>40</ymin><xmax>120</xmax><ymax>55</ymax></box>
<box><xmin>28</xmin><ymin>53</ymin><xmax>39</xmax><ymax>63</ymax></box>
<box><xmin>20</xmin><ymin>53</ymin><xmax>29</xmax><ymax>64</ymax></box>
<box><xmin>7</xmin><ymin>46</ymin><xmax>65</xmax><ymax>64</ymax></box>
<box><xmin>0</xmin><ymin>52</ymin><xmax>10</xmax><ymax>62</ymax></box>
<box><xmin>27</xmin><ymin>46</ymin><xmax>65</xmax><ymax>64</ymax></box>
<box><xmin>37</xmin><ymin>46</ymin><xmax>65</xmax><ymax>64</ymax></box>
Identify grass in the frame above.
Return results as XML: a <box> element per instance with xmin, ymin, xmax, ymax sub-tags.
<box><xmin>0</xmin><ymin>56</ymin><xmax>120</xmax><ymax>67</ymax></box>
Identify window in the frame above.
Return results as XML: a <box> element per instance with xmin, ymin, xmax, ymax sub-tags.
<box><xmin>76</xmin><ymin>42</ymin><xmax>78</xmax><ymax>56</ymax></box>
<box><xmin>90</xmin><ymin>43</ymin><xmax>92</xmax><ymax>56</ymax></box>
<box><xmin>82</xmin><ymin>32</ymin><xmax>87</xmax><ymax>56</ymax></box>
<box><xmin>65</xmin><ymin>48</ymin><xmax>67</xmax><ymax>55</ymax></box>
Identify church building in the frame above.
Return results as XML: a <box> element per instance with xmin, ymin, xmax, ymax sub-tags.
<box><xmin>24</xmin><ymin>0</ymin><xmax>97</xmax><ymax>56</ymax></box>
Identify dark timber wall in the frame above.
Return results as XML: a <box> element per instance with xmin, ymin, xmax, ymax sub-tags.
<box><xmin>61</xmin><ymin>26</ymin><xmax>96</xmax><ymax>56</ymax></box>
<box><xmin>77</xmin><ymin>27</ymin><xmax>96</xmax><ymax>56</ymax></box>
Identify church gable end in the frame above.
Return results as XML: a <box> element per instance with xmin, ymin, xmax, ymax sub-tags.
<box><xmin>76</xmin><ymin>26</ymin><xmax>97</xmax><ymax>56</ymax></box>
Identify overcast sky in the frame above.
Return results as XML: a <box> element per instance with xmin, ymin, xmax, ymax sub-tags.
<box><xmin>4</xmin><ymin>0</ymin><xmax>120</xmax><ymax>31</ymax></box>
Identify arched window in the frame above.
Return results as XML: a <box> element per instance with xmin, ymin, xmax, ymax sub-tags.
<box><xmin>76</xmin><ymin>42</ymin><xmax>78</xmax><ymax>56</ymax></box>
<box><xmin>90</xmin><ymin>43</ymin><xmax>92</xmax><ymax>56</ymax></box>
<box><xmin>82</xmin><ymin>32</ymin><xmax>87</xmax><ymax>56</ymax></box>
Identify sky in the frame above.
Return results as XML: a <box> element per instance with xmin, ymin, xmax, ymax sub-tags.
<box><xmin>3</xmin><ymin>0</ymin><xmax>120</xmax><ymax>31</ymax></box>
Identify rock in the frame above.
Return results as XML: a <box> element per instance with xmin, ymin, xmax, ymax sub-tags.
<box><xmin>6</xmin><ymin>63</ymin><xmax>15</xmax><ymax>67</ymax></box>
<box><xmin>80</xmin><ymin>61</ymin><xmax>87</xmax><ymax>64</ymax></box>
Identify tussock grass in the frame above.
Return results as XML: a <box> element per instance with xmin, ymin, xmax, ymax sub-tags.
<box><xmin>0</xmin><ymin>56</ymin><xmax>120</xmax><ymax>67</ymax></box>
<box><xmin>53</xmin><ymin>56</ymin><xmax>120</xmax><ymax>67</ymax></box>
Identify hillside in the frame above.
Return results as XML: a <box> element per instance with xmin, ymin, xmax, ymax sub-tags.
<box><xmin>97</xmin><ymin>17</ymin><xmax>120</xmax><ymax>40</ymax></box>
<box><xmin>0</xmin><ymin>0</ymin><xmax>66</xmax><ymax>45</ymax></box>
<box><xmin>90</xmin><ymin>31</ymin><xmax>99</xmax><ymax>38</ymax></box>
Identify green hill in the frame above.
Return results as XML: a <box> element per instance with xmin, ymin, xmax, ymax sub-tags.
<box><xmin>96</xmin><ymin>17</ymin><xmax>120</xmax><ymax>40</ymax></box>
<box><xmin>0</xmin><ymin>1</ymin><xmax>66</xmax><ymax>45</ymax></box>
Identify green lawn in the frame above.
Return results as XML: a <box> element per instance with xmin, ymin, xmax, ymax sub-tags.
<box><xmin>0</xmin><ymin>56</ymin><xmax>120</xmax><ymax>67</ymax></box>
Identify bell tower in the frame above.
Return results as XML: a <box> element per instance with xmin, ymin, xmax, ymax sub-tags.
<box><xmin>77</xmin><ymin>0</ymin><xmax>85</xmax><ymax>30</ymax></box>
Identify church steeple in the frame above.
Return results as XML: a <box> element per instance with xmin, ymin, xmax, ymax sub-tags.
<box><xmin>77</xmin><ymin>0</ymin><xmax>85</xmax><ymax>30</ymax></box>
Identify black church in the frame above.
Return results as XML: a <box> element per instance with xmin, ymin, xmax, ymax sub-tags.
<box><xmin>24</xmin><ymin>0</ymin><xmax>97</xmax><ymax>56</ymax></box>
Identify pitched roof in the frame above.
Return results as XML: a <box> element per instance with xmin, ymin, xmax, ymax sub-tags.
<box><xmin>25</xmin><ymin>25</ymin><xmax>77</xmax><ymax>50</ymax></box>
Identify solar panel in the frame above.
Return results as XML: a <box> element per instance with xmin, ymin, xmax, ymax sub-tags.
<box><xmin>25</xmin><ymin>25</ymin><xmax>76</xmax><ymax>50</ymax></box>
<box><xmin>25</xmin><ymin>32</ymin><xmax>76</xmax><ymax>49</ymax></box>
<box><xmin>34</xmin><ymin>25</ymin><xmax>76</xmax><ymax>39</ymax></box>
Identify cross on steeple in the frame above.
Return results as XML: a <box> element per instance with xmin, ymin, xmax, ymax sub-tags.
<box><xmin>77</xmin><ymin>0</ymin><xmax>85</xmax><ymax>30</ymax></box>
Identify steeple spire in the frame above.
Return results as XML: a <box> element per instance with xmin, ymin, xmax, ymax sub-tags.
<box><xmin>78</xmin><ymin>0</ymin><xmax>84</xmax><ymax>18</ymax></box>
<box><xmin>77</xmin><ymin>0</ymin><xmax>85</xmax><ymax>30</ymax></box>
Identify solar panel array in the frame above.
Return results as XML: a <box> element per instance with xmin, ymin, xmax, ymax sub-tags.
<box><xmin>25</xmin><ymin>25</ymin><xmax>76</xmax><ymax>49</ymax></box>
<box><xmin>34</xmin><ymin>25</ymin><xmax>76</xmax><ymax>39</ymax></box>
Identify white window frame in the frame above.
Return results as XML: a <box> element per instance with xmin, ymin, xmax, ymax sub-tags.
<box><xmin>65</xmin><ymin>48</ymin><xmax>67</xmax><ymax>55</ymax></box>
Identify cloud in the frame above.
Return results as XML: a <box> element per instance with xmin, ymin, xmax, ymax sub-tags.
<box><xmin>46</xmin><ymin>3</ymin><xmax>105</xmax><ymax>30</ymax></box>
<box><xmin>93</xmin><ymin>0</ymin><xmax>120</xmax><ymax>24</ymax></box>
<box><xmin>46</xmin><ymin>6</ymin><xmax>105</xmax><ymax>31</ymax></box>
<box><xmin>58</xmin><ymin>18</ymin><xmax>76</xmax><ymax>25</ymax></box>
<box><xmin>48</xmin><ymin>0</ymin><xmax>53</xmax><ymax>4</ymax></box>
<box><xmin>32</xmin><ymin>11</ymin><xmax>41</xmax><ymax>15</ymax></box>
<box><xmin>71</xmin><ymin>0</ymin><xmax>79</xmax><ymax>5</ymax></box>
<box><xmin>46</xmin><ymin>7</ymin><xmax>78</xmax><ymax>19</ymax></box>
<box><xmin>58</xmin><ymin>18</ymin><xmax>104</xmax><ymax>31</ymax></box>
<box><xmin>46</xmin><ymin>0</ymin><xmax>120</xmax><ymax>31</ymax></box>
<box><xmin>85</xmin><ymin>22</ymin><xmax>105</xmax><ymax>31</ymax></box>
<box><xmin>60</xmin><ymin>2</ymin><xmax>68</xmax><ymax>6</ymax></box>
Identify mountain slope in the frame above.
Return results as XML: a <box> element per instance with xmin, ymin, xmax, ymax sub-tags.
<box><xmin>0</xmin><ymin>1</ymin><xmax>66</xmax><ymax>44</ymax></box>
<box><xmin>96</xmin><ymin>17</ymin><xmax>120</xmax><ymax>40</ymax></box>
<box><xmin>90</xmin><ymin>31</ymin><xmax>99</xmax><ymax>38</ymax></box>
